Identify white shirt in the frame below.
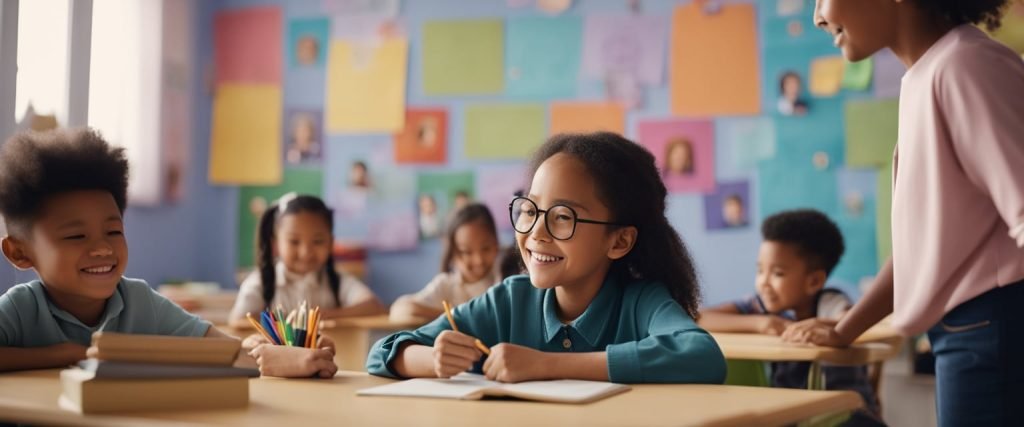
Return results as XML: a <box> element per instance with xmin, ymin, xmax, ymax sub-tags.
<box><xmin>229</xmin><ymin>262</ymin><xmax>375</xmax><ymax>321</ymax></box>
<box><xmin>406</xmin><ymin>270</ymin><xmax>501</xmax><ymax>310</ymax></box>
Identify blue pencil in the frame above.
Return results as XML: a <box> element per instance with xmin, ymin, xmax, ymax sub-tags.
<box><xmin>260</xmin><ymin>311</ymin><xmax>283</xmax><ymax>345</ymax></box>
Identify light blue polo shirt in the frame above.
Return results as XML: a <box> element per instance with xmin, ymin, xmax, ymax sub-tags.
<box><xmin>0</xmin><ymin>277</ymin><xmax>211</xmax><ymax>347</ymax></box>
<box><xmin>367</xmin><ymin>274</ymin><xmax>726</xmax><ymax>384</ymax></box>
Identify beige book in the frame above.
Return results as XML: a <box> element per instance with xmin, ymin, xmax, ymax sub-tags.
<box><xmin>88</xmin><ymin>332</ymin><xmax>240</xmax><ymax>366</ymax></box>
<box><xmin>357</xmin><ymin>373</ymin><xmax>631</xmax><ymax>404</ymax></box>
<box><xmin>59</xmin><ymin>368</ymin><xmax>249</xmax><ymax>414</ymax></box>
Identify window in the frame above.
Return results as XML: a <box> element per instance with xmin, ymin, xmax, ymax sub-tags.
<box><xmin>13</xmin><ymin>0</ymin><xmax>70</xmax><ymax>127</ymax></box>
<box><xmin>89</xmin><ymin>0</ymin><xmax>164</xmax><ymax>205</ymax></box>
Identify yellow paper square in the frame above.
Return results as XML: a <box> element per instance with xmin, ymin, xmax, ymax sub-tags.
<box><xmin>209</xmin><ymin>84</ymin><xmax>282</xmax><ymax>185</ymax></box>
<box><xmin>326</xmin><ymin>39</ymin><xmax>408</xmax><ymax>132</ymax></box>
<box><xmin>809</xmin><ymin>56</ymin><xmax>845</xmax><ymax>97</ymax></box>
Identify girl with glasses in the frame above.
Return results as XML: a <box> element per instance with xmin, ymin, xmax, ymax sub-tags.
<box><xmin>367</xmin><ymin>132</ymin><xmax>725</xmax><ymax>384</ymax></box>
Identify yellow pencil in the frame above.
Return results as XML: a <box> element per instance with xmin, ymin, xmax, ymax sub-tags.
<box><xmin>444</xmin><ymin>300</ymin><xmax>490</xmax><ymax>356</ymax></box>
<box><xmin>245</xmin><ymin>312</ymin><xmax>275</xmax><ymax>344</ymax></box>
<box><xmin>442</xmin><ymin>300</ymin><xmax>458</xmax><ymax>332</ymax></box>
<box><xmin>474</xmin><ymin>339</ymin><xmax>491</xmax><ymax>356</ymax></box>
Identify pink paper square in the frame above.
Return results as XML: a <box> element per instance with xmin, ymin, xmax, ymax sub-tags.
<box><xmin>215</xmin><ymin>7</ymin><xmax>283</xmax><ymax>84</ymax></box>
<box><xmin>637</xmin><ymin>119</ymin><xmax>716</xmax><ymax>194</ymax></box>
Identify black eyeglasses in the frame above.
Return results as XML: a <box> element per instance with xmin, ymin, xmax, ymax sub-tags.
<box><xmin>508</xmin><ymin>196</ymin><xmax>623</xmax><ymax>241</ymax></box>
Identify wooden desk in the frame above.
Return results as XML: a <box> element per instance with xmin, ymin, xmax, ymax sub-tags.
<box><xmin>711</xmin><ymin>326</ymin><xmax>903</xmax><ymax>391</ymax></box>
<box><xmin>711</xmin><ymin>333</ymin><xmax>898</xmax><ymax>366</ymax></box>
<box><xmin>0</xmin><ymin>369</ymin><xmax>863</xmax><ymax>427</ymax></box>
<box><xmin>225</xmin><ymin>315</ymin><xmax>429</xmax><ymax>371</ymax></box>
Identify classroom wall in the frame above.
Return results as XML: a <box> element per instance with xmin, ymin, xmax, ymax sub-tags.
<box><xmin>3</xmin><ymin>0</ymin><xmax>915</xmax><ymax>307</ymax></box>
<box><xmin>196</xmin><ymin>0</ymin><xmax>894</xmax><ymax>307</ymax></box>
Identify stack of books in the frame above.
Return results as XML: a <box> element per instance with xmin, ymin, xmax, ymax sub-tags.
<box><xmin>59</xmin><ymin>332</ymin><xmax>258</xmax><ymax>414</ymax></box>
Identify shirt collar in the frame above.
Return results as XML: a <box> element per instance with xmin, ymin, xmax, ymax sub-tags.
<box><xmin>276</xmin><ymin>262</ymin><xmax>321</xmax><ymax>288</ymax></box>
<box><xmin>542</xmin><ymin>275</ymin><xmax>621</xmax><ymax>347</ymax></box>
<box><xmin>45</xmin><ymin>279</ymin><xmax>125</xmax><ymax>331</ymax></box>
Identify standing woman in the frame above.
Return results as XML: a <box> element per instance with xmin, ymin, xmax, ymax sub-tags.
<box><xmin>783</xmin><ymin>1</ymin><xmax>1024</xmax><ymax>426</ymax></box>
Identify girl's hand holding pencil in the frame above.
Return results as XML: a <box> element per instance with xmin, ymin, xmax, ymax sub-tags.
<box><xmin>432</xmin><ymin>300</ymin><xmax>493</xmax><ymax>379</ymax></box>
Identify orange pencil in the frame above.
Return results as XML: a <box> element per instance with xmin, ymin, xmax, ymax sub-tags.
<box><xmin>309</xmin><ymin>307</ymin><xmax>321</xmax><ymax>348</ymax></box>
<box><xmin>305</xmin><ymin>306</ymin><xmax>316</xmax><ymax>348</ymax></box>
<box><xmin>474</xmin><ymin>339</ymin><xmax>491</xmax><ymax>356</ymax></box>
<box><xmin>442</xmin><ymin>300</ymin><xmax>458</xmax><ymax>332</ymax></box>
<box><xmin>445</xmin><ymin>300</ymin><xmax>490</xmax><ymax>356</ymax></box>
<box><xmin>245</xmin><ymin>312</ymin><xmax>275</xmax><ymax>344</ymax></box>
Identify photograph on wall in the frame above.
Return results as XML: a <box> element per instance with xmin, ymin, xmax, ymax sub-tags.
<box><xmin>703</xmin><ymin>180</ymin><xmax>751</xmax><ymax>230</ymax></box>
<box><xmin>637</xmin><ymin>119</ymin><xmax>716</xmax><ymax>194</ymax></box>
<box><xmin>284</xmin><ymin>109</ymin><xmax>324</xmax><ymax>165</ymax></box>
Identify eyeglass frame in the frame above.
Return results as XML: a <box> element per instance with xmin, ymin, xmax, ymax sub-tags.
<box><xmin>508</xmin><ymin>196</ymin><xmax>626</xmax><ymax>241</ymax></box>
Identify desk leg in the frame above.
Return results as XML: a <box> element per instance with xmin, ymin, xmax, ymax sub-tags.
<box><xmin>322</xmin><ymin>328</ymin><xmax>372</xmax><ymax>371</ymax></box>
<box><xmin>807</xmin><ymin>361</ymin><xmax>825</xmax><ymax>390</ymax></box>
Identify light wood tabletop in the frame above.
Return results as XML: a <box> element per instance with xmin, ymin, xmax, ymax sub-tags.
<box><xmin>0</xmin><ymin>369</ymin><xmax>863</xmax><ymax>427</ymax></box>
<box><xmin>710</xmin><ymin>332</ymin><xmax>899</xmax><ymax>366</ymax></box>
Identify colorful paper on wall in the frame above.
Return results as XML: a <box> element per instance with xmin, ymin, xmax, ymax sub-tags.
<box><xmin>636</xmin><ymin>119</ymin><xmax>716</xmax><ymax>194</ymax></box>
<box><xmin>325</xmin><ymin>39</ymin><xmax>407</xmax><ymax>132</ymax></box>
<box><xmin>715</xmin><ymin>117</ymin><xmax>776</xmax><ymax>180</ymax></box>
<box><xmin>367</xmin><ymin>211</ymin><xmax>419</xmax><ymax>252</ymax></box>
<box><xmin>581</xmin><ymin>15</ymin><xmax>668</xmax><ymax>86</ymax></box>
<box><xmin>832</xmin><ymin>199</ymin><xmax>879</xmax><ymax>290</ymax></box>
<box><xmin>416</xmin><ymin>171</ymin><xmax>476</xmax><ymax>239</ymax></box>
<box><xmin>760</xmin><ymin>41</ymin><xmax>837</xmax><ymax>115</ymax></box>
<box><xmin>549</xmin><ymin>102</ymin><xmax>625</xmax><ymax>136</ymax></box>
<box><xmin>422</xmin><ymin>20</ymin><xmax>504</xmax><ymax>95</ymax></box>
<box><xmin>872</xmin><ymin>49</ymin><xmax>905</xmax><ymax>99</ymax></box>
<box><xmin>464</xmin><ymin>104</ymin><xmax>546</xmax><ymax>159</ymax></box>
<box><xmin>841</xmin><ymin>58</ymin><xmax>873</xmax><ymax>91</ymax></box>
<box><xmin>703</xmin><ymin>180</ymin><xmax>751</xmax><ymax>230</ymax></box>
<box><xmin>506</xmin><ymin>16</ymin><xmax>582</xmax><ymax>99</ymax></box>
<box><xmin>214</xmin><ymin>7</ymin><xmax>282</xmax><ymax>84</ymax></box>
<box><xmin>757</xmin><ymin>158</ymin><xmax>839</xmax><ymax>219</ymax></box>
<box><xmin>837</xmin><ymin>168</ymin><xmax>878</xmax><ymax>219</ymax></box>
<box><xmin>671</xmin><ymin>2</ymin><xmax>761</xmax><ymax>116</ymax></box>
<box><xmin>845</xmin><ymin>99</ymin><xmax>898</xmax><ymax>167</ymax></box>
<box><xmin>237</xmin><ymin>169</ymin><xmax>323</xmax><ymax>267</ymax></box>
<box><xmin>809</xmin><ymin>56</ymin><xmax>844</xmax><ymax>97</ymax></box>
<box><xmin>477</xmin><ymin>166</ymin><xmax>527</xmax><ymax>231</ymax></box>
<box><xmin>209</xmin><ymin>84</ymin><xmax>283</xmax><ymax>185</ymax></box>
<box><xmin>322</xmin><ymin>0</ymin><xmax>398</xmax><ymax>17</ymax></box>
<box><xmin>394</xmin><ymin>109</ymin><xmax>447</xmax><ymax>164</ymax></box>
<box><xmin>287</xmin><ymin>17</ymin><xmax>329</xmax><ymax>68</ymax></box>
<box><xmin>773</xmin><ymin>96</ymin><xmax>846</xmax><ymax>169</ymax></box>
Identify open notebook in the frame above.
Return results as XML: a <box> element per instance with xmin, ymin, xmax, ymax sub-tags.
<box><xmin>357</xmin><ymin>373</ymin><xmax>630</xmax><ymax>404</ymax></box>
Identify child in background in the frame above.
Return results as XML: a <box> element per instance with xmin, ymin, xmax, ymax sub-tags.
<box><xmin>229</xmin><ymin>194</ymin><xmax>384</xmax><ymax>328</ymax></box>
<box><xmin>367</xmin><ymin>132</ymin><xmax>725</xmax><ymax>384</ymax></box>
<box><xmin>787</xmin><ymin>2</ymin><xmax>1024</xmax><ymax>425</ymax></box>
<box><xmin>0</xmin><ymin>129</ymin><xmax>335</xmax><ymax>378</ymax></box>
<box><xmin>498</xmin><ymin>244</ymin><xmax>526</xmax><ymax>279</ymax></box>
<box><xmin>701</xmin><ymin>209</ymin><xmax>881</xmax><ymax>424</ymax></box>
<box><xmin>390</xmin><ymin>203</ymin><xmax>501</xmax><ymax>321</ymax></box>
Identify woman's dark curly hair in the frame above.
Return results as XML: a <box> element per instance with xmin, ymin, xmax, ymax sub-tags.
<box><xmin>914</xmin><ymin>0</ymin><xmax>1016</xmax><ymax>31</ymax></box>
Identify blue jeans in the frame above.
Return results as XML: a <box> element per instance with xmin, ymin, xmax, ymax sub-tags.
<box><xmin>927</xmin><ymin>279</ymin><xmax>1024</xmax><ymax>427</ymax></box>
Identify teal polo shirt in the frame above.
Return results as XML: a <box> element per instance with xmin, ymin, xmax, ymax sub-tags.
<box><xmin>367</xmin><ymin>275</ymin><xmax>726</xmax><ymax>384</ymax></box>
<box><xmin>0</xmin><ymin>277</ymin><xmax>211</xmax><ymax>347</ymax></box>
